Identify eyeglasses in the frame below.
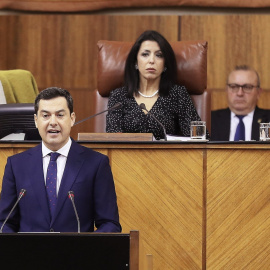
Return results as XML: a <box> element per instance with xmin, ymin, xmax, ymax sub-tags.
<box><xmin>227</xmin><ymin>84</ymin><xmax>259</xmax><ymax>93</ymax></box>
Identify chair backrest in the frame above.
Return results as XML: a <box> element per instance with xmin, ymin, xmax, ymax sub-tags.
<box><xmin>0</xmin><ymin>69</ymin><xmax>39</xmax><ymax>104</ymax></box>
<box><xmin>94</xmin><ymin>40</ymin><xmax>211</xmax><ymax>132</ymax></box>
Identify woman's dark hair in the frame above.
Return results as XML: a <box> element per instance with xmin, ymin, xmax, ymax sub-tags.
<box><xmin>35</xmin><ymin>87</ymin><xmax>73</xmax><ymax>114</ymax></box>
<box><xmin>124</xmin><ymin>30</ymin><xmax>177</xmax><ymax>97</ymax></box>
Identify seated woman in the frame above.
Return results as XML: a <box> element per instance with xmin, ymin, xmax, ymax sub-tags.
<box><xmin>106</xmin><ymin>30</ymin><xmax>206</xmax><ymax>140</ymax></box>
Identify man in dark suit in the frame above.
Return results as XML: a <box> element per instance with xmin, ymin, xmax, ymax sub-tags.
<box><xmin>0</xmin><ymin>87</ymin><xmax>121</xmax><ymax>233</ymax></box>
<box><xmin>211</xmin><ymin>65</ymin><xmax>270</xmax><ymax>141</ymax></box>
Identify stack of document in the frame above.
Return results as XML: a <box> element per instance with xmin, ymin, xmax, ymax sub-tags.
<box><xmin>153</xmin><ymin>135</ymin><xmax>209</xmax><ymax>142</ymax></box>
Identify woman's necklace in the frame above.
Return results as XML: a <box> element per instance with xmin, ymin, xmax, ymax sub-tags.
<box><xmin>138</xmin><ymin>90</ymin><xmax>159</xmax><ymax>98</ymax></box>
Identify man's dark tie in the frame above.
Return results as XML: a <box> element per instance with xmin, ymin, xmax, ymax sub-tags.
<box><xmin>46</xmin><ymin>152</ymin><xmax>60</xmax><ymax>218</ymax></box>
<box><xmin>234</xmin><ymin>115</ymin><xmax>246</xmax><ymax>141</ymax></box>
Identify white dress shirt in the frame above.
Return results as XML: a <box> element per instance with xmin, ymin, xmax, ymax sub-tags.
<box><xmin>42</xmin><ymin>138</ymin><xmax>72</xmax><ymax>195</ymax></box>
<box><xmin>229</xmin><ymin>110</ymin><xmax>255</xmax><ymax>141</ymax></box>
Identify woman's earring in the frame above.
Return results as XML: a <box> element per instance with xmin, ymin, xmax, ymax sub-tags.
<box><xmin>135</xmin><ymin>64</ymin><xmax>138</xmax><ymax>70</ymax></box>
<box><xmin>163</xmin><ymin>67</ymin><xmax>167</xmax><ymax>72</ymax></box>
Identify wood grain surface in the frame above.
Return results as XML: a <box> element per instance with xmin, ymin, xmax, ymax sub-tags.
<box><xmin>111</xmin><ymin>148</ymin><xmax>203</xmax><ymax>269</ymax></box>
<box><xmin>181</xmin><ymin>15</ymin><xmax>270</xmax><ymax>90</ymax></box>
<box><xmin>207</xmin><ymin>148</ymin><xmax>270</xmax><ymax>269</ymax></box>
<box><xmin>2</xmin><ymin>0</ymin><xmax>270</xmax><ymax>12</ymax></box>
<box><xmin>2</xmin><ymin>142</ymin><xmax>270</xmax><ymax>269</ymax></box>
<box><xmin>181</xmin><ymin>14</ymin><xmax>270</xmax><ymax>111</ymax></box>
<box><xmin>2</xmin><ymin>14</ymin><xmax>270</xmax><ymax>124</ymax></box>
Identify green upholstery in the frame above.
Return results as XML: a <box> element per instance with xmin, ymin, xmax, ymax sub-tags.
<box><xmin>0</xmin><ymin>69</ymin><xmax>39</xmax><ymax>103</ymax></box>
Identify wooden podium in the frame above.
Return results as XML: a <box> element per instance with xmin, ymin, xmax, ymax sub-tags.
<box><xmin>2</xmin><ymin>141</ymin><xmax>270</xmax><ymax>269</ymax></box>
<box><xmin>0</xmin><ymin>231</ymin><xmax>140</xmax><ymax>270</ymax></box>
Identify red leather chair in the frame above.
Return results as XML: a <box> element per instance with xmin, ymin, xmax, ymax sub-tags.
<box><xmin>93</xmin><ymin>40</ymin><xmax>211</xmax><ymax>133</ymax></box>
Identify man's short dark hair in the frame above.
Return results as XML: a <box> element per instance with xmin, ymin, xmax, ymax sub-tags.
<box><xmin>229</xmin><ymin>65</ymin><xmax>261</xmax><ymax>87</ymax></box>
<box><xmin>35</xmin><ymin>87</ymin><xmax>73</xmax><ymax>114</ymax></box>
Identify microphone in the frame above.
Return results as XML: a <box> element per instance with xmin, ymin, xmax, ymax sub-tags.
<box><xmin>68</xmin><ymin>191</ymin><xmax>80</xmax><ymax>233</ymax></box>
<box><xmin>0</xmin><ymin>189</ymin><xmax>26</xmax><ymax>233</ymax></box>
<box><xmin>73</xmin><ymin>102</ymin><xmax>122</xmax><ymax>126</ymax></box>
<box><xmin>139</xmin><ymin>103</ymin><xmax>167</xmax><ymax>141</ymax></box>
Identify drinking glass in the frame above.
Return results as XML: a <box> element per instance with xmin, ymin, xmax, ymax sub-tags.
<box><xmin>190</xmin><ymin>121</ymin><xmax>206</xmax><ymax>139</ymax></box>
<box><xmin>259</xmin><ymin>123</ymin><xmax>270</xmax><ymax>141</ymax></box>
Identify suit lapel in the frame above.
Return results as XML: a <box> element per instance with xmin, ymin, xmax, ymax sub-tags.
<box><xmin>28</xmin><ymin>144</ymin><xmax>51</xmax><ymax>225</ymax></box>
<box><xmin>218</xmin><ymin>108</ymin><xmax>231</xmax><ymax>140</ymax></box>
<box><xmin>223</xmin><ymin>109</ymin><xmax>231</xmax><ymax>140</ymax></box>
<box><xmin>52</xmin><ymin>141</ymin><xmax>85</xmax><ymax>224</ymax></box>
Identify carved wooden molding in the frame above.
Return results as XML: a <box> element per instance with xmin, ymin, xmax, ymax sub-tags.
<box><xmin>1</xmin><ymin>0</ymin><xmax>270</xmax><ymax>12</ymax></box>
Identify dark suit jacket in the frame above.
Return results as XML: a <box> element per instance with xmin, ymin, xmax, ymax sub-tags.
<box><xmin>211</xmin><ymin>106</ymin><xmax>270</xmax><ymax>141</ymax></box>
<box><xmin>0</xmin><ymin>140</ymin><xmax>121</xmax><ymax>233</ymax></box>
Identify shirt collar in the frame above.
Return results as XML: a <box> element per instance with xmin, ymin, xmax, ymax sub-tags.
<box><xmin>231</xmin><ymin>109</ymin><xmax>255</xmax><ymax>120</ymax></box>
<box><xmin>42</xmin><ymin>137</ymin><xmax>72</xmax><ymax>158</ymax></box>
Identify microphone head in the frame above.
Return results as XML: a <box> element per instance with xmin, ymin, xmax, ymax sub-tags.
<box><xmin>139</xmin><ymin>103</ymin><xmax>147</xmax><ymax>110</ymax></box>
<box><xmin>19</xmin><ymin>189</ymin><xmax>27</xmax><ymax>197</ymax></box>
<box><xmin>68</xmin><ymin>191</ymin><xmax>75</xmax><ymax>199</ymax></box>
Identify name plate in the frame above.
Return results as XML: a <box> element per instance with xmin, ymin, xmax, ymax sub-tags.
<box><xmin>77</xmin><ymin>133</ymin><xmax>153</xmax><ymax>142</ymax></box>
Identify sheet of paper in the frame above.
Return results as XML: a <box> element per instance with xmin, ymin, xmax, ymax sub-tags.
<box><xmin>0</xmin><ymin>133</ymin><xmax>26</xmax><ymax>140</ymax></box>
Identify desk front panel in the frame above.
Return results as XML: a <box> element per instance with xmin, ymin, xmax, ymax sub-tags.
<box><xmin>110</xmin><ymin>147</ymin><xmax>204</xmax><ymax>270</ymax></box>
<box><xmin>207</xmin><ymin>148</ymin><xmax>270</xmax><ymax>270</ymax></box>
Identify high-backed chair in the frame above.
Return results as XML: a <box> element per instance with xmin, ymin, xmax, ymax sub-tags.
<box><xmin>93</xmin><ymin>40</ymin><xmax>211</xmax><ymax>133</ymax></box>
<box><xmin>0</xmin><ymin>69</ymin><xmax>39</xmax><ymax>104</ymax></box>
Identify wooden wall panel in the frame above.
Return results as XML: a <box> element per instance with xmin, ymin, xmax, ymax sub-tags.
<box><xmin>0</xmin><ymin>15</ymin><xmax>108</xmax><ymax>88</ymax></box>
<box><xmin>181</xmin><ymin>15</ymin><xmax>270</xmax><ymax>111</ymax></box>
<box><xmin>209</xmin><ymin>89</ymin><xmax>227</xmax><ymax>111</ymax></box>
<box><xmin>2</xmin><ymin>14</ymin><xmax>270</xmax><ymax>125</ymax></box>
<box><xmin>0</xmin><ymin>15</ymin><xmax>178</xmax><ymax>88</ymax></box>
<box><xmin>181</xmin><ymin>15</ymin><xmax>227</xmax><ymax>89</ymax></box>
<box><xmin>180</xmin><ymin>15</ymin><xmax>270</xmax><ymax>89</ymax></box>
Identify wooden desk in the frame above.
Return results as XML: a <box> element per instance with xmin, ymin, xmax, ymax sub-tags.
<box><xmin>1</xmin><ymin>141</ymin><xmax>270</xmax><ymax>269</ymax></box>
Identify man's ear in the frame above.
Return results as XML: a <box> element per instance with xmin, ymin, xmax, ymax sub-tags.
<box><xmin>71</xmin><ymin>112</ymin><xmax>76</xmax><ymax>127</ymax></box>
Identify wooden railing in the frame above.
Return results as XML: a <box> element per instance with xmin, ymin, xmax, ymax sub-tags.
<box><xmin>1</xmin><ymin>0</ymin><xmax>270</xmax><ymax>12</ymax></box>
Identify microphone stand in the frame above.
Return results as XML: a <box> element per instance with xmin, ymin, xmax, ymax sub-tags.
<box><xmin>139</xmin><ymin>103</ymin><xmax>167</xmax><ymax>141</ymax></box>
<box><xmin>68</xmin><ymin>191</ymin><xmax>80</xmax><ymax>233</ymax></box>
<box><xmin>0</xmin><ymin>189</ymin><xmax>26</xmax><ymax>233</ymax></box>
<box><xmin>73</xmin><ymin>102</ymin><xmax>122</xmax><ymax>126</ymax></box>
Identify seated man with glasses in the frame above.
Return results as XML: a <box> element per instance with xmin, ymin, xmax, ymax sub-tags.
<box><xmin>211</xmin><ymin>65</ymin><xmax>270</xmax><ymax>141</ymax></box>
